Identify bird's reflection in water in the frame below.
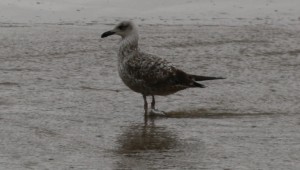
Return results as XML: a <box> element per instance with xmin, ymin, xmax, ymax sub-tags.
<box><xmin>116</xmin><ymin>116</ymin><xmax>178</xmax><ymax>154</ymax></box>
<box><xmin>114</xmin><ymin>116</ymin><xmax>206</xmax><ymax>169</ymax></box>
<box><xmin>115</xmin><ymin>116</ymin><xmax>180</xmax><ymax>169</ymax></box>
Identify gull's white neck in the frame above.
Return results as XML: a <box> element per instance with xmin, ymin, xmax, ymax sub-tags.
<box><xmin>119</xmin><ymin>30</ymin><xmax>139</xmax><ymax>55</ymax></box>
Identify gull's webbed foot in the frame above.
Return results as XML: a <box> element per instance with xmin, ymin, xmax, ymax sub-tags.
<box><xmin>149</xmin><ymin>109</ymin><xmax>166</xmax><ymax>116</ymax></box>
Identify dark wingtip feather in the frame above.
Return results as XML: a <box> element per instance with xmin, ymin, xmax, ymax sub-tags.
<box><xmin>193</xmin><ymin>82</ymin><xmax>206</xmax><ymax>88</ymax></box>
<box><xmin>192</xmin><ymin>75</ymin><xmax>226</xmax><ymax>81</ymax></box>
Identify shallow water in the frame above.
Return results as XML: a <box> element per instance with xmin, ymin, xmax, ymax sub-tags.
<box><xmin>0</xmin><ymin>20</ymin><xmax>299</xmax><ymax>170</ymax></box>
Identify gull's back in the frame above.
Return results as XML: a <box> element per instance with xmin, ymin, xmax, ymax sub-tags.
<box><xmin>118</xmin><ymin>50</ymin><xmax>189</xmax><ymax>96</ymax></box>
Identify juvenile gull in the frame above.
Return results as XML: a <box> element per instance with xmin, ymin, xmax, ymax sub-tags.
<box><xmin>101</xmin><ymin>21</ymin><xmax>224</xmax><ymax>115</ymax></box>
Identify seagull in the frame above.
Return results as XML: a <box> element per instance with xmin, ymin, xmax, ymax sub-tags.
<box><xmin>101</xmin><ymin>21</ymin><xmax>224</xmax><ymax>115</ymax></box>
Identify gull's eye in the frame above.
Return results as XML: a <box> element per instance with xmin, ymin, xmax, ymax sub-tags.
<box><xmin>118</xmin><ymin>24</ymin><xmax>127</xmax><ymax>31</ymax></box>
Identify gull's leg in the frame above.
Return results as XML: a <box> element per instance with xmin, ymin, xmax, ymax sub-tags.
<box><xmin>151</xmin><ymin>95</ymin><xmax>155</xmax><ymax>110</ymax></box>
<box><xmin>142</xmin><ymin>94</ymin><xmax>148</xmax><ymax>115</ymax></box>
<box><xmin>149</xmin><ymin>95</ymin><xmax>166</xmax><ymax>116</ymax></box>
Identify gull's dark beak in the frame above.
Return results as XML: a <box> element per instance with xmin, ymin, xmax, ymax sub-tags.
<box><xmin>101</xmin><ymin>31</ymin><xmax>115</xmax><ymax>38</ymax></box>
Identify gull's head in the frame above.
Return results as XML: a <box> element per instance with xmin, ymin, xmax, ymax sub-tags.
<box><xmin>101</xmin><ymin>21</ymin><xmax>137</xmax><ymax>39</ymax></box>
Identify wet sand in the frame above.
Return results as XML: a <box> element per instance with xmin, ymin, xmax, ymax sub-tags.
<box><xmin>0</xmin><ymin>18</ymin><xmax>300</xmax><ymax>170</ymax></box>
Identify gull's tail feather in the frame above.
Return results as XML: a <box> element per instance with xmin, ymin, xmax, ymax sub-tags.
<box><xmin>190</xmin><ymin>75</ymin><xmax>225</xmax><ymax>82</ymax></box>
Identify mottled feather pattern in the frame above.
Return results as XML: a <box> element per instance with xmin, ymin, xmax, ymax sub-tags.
<box><xmin>118</xmin><ymin>45</ymin><xmax>196</xmax><ymax>95</ymax></box>
<box><xmin>127</xmin><ymin>53</ymin><xmax>173</xmax><ymax>82</ymax></box>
